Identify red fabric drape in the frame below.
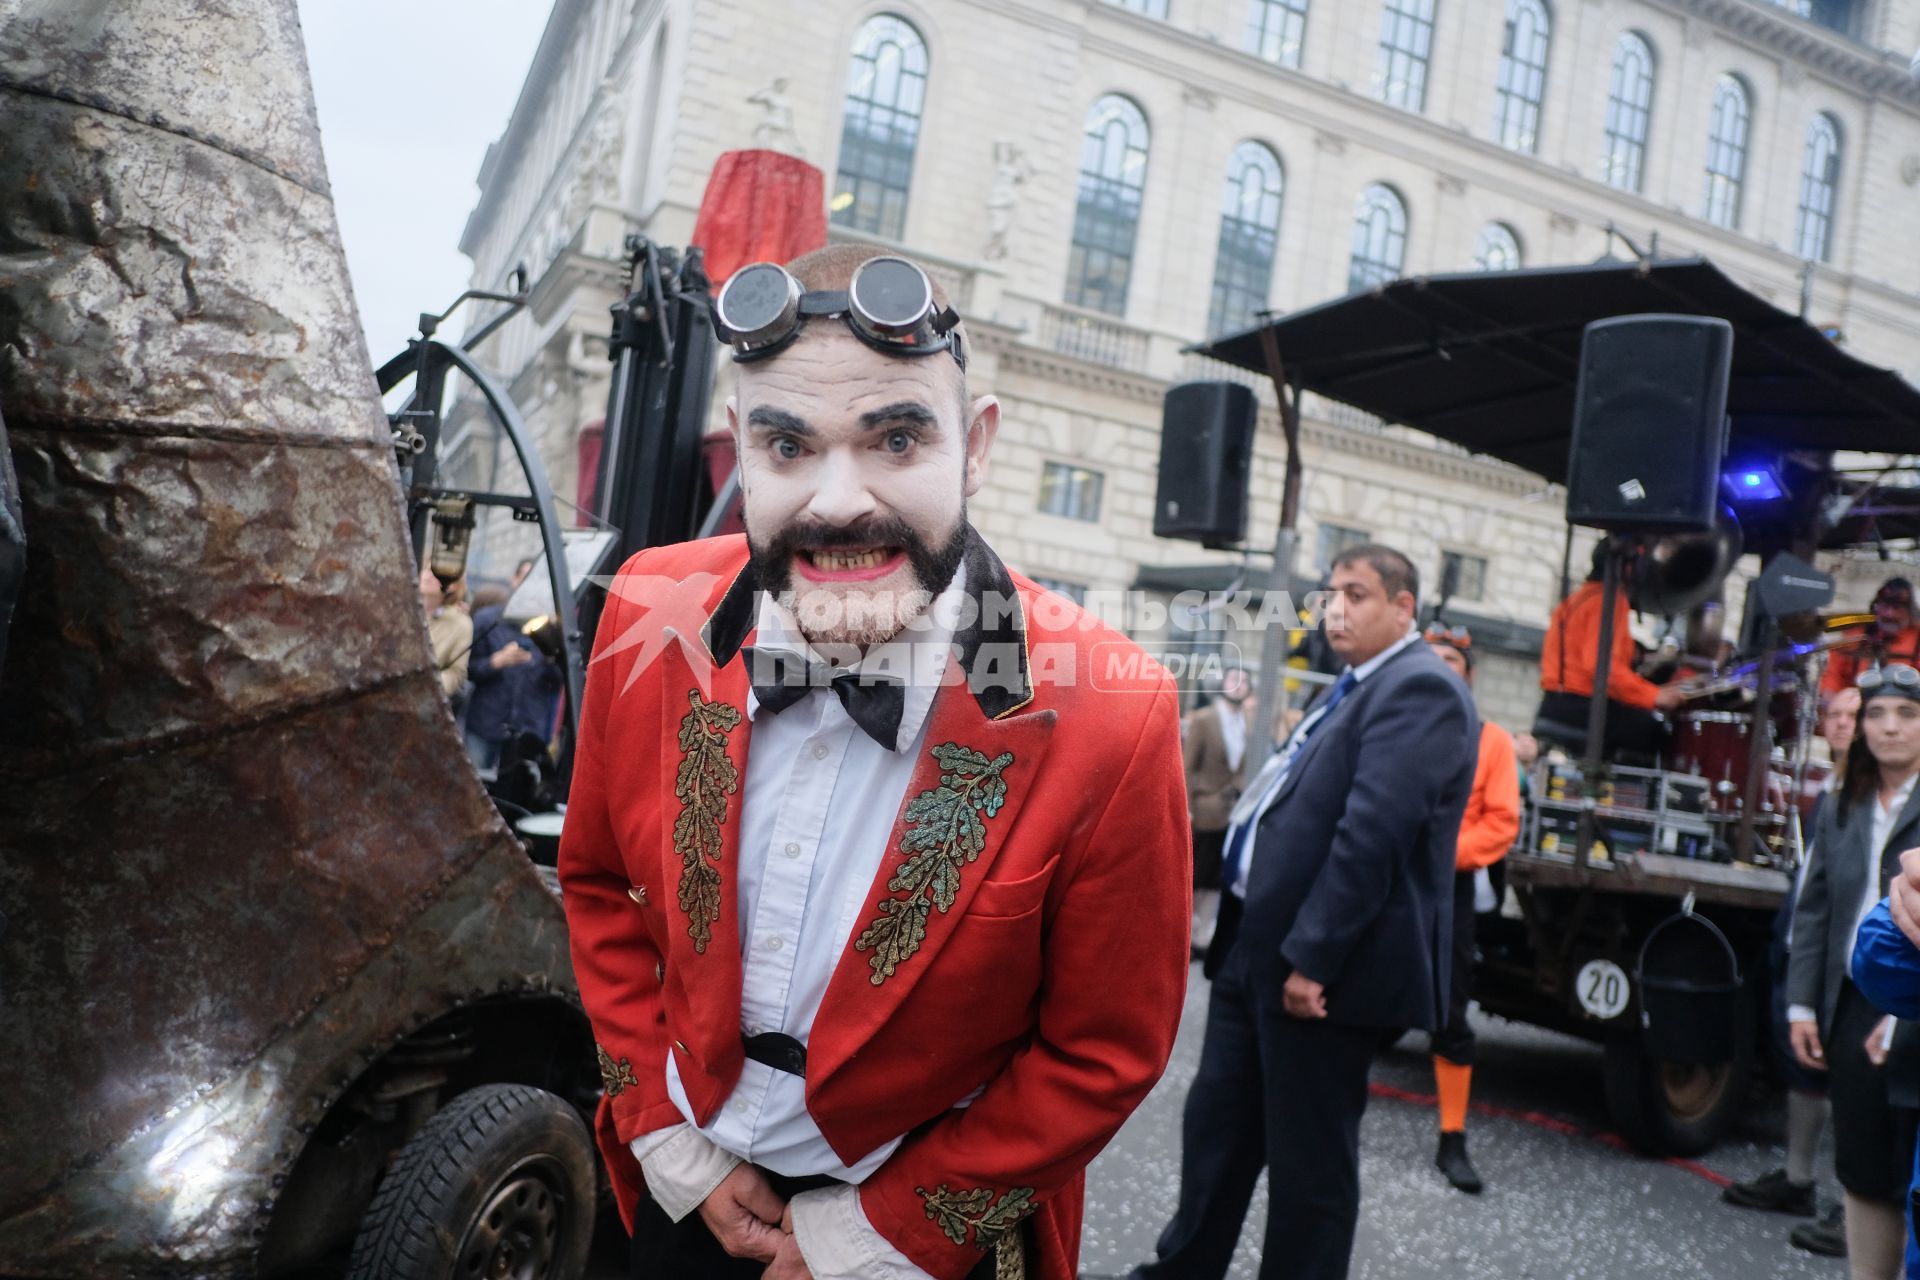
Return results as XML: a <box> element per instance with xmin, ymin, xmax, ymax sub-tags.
<box><xmin>691</xmin><ymin>149</ymin><xmax>828</xmax><ymax>287</ymax></box>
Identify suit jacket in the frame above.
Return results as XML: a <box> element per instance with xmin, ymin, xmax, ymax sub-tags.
<box><xmin>1184</xmin><ymin>699</ymin><xmax>1245</xmax><ymax>833</ymax></box>
<box><xmin>557</xmin><ymin>529</ymin><xmax>1190</xmax><ymax>1280</ymax></box>
<box><xmin>1213</xmin><ymin>641</ymin><xmax>1478</xmax><ymax>1031</ymax></box>
<box><xmin>1788</xmin><ymin>782</ymin><xmax>1920</xmax><ymax>1034</ymax></box>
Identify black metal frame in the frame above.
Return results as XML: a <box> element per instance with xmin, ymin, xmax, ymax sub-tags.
<box><xmin>376</xmin><ymin>301</ymin><xmax>583</xmax><ymax>757</ymax></box>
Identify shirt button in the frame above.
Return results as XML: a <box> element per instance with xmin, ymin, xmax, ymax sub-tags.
<box><xmin>783</xmin><ymin>841</ymin><xmax>802</xmax><ymax>858</ymax></box>
<box><xmin>731</xmin><ymin>1099</ymin><xmax>748</xmax><ymax>1114</ymax></box>
<box><xmin>766</xmin><ymin>935</ymin><xmax>784</xmax><ymax>952</ymax></box>
<box><xmin>746</xmin><ymin>1023</ymin><xmax>763</xmax><ymax>1037</ymax></box>
<box><xmin>812</xmin><ymin>742</ymin><xmax>829</xmax><ymax>760</ymax></box>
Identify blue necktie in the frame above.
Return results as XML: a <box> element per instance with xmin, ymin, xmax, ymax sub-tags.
<box><xmin>1220</xmin><ymin>670</ymin><xmax>1357</xmax><ymax>894</ymax></box>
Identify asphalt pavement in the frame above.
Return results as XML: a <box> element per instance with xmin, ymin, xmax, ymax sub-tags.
<box><xmin>1079</xmin><ymin>962</ymin><xmax>1851</xmax><ymax>1279</ymax></box>
<box><xmin>591</xmin><ymin>962</ymin><xmax>1854</xmax><ymax>1278</ymax></box>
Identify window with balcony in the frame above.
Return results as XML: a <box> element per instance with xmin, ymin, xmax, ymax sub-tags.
<box><xmin>1038</xmin><ymin>463</ymin><xmax>1105</xmax><ymax>522</ymax></box>
<box><xmin>1348</xmin><ymin>184</ymin><xmax>1408</xmax><ymax>292</ymax></box>
<box><xmin>1208</xmin><ymin>142</ymin><xmax>1285</xmax><ymax>336</ymax></box>
<box><xmin>1067</xmin><ymin>96</ymin><xmax>1151</xmax><ymax>317</ymax></box>
<box><xmin>1601</xmin><ymin>32</ymin><xmax>1655</xmax><ymax>192</ymax></box>
<box><xmin>1316</xmin><ymin>523</ymin><xmax>1372</xmax><ymax>571</ymax></box>
<box><xmin>1492</xmin><ymin>0</ymin><xmax>1551</xmax><ymax>153</ymax></box>
<box><xmin>1374</xmin><ymin>0</ymin><xmax>1437</xmax><ymax>111</ymax></box>
<box><xmin>1474</xmin><ymin>222</ymin><xmax>1522</xmax><ymax>271</ymax></box>
<box><xmin>1702</xmin><ymin>74</ymin><xmax>1751</xmax><ymax>230</ymax></box>
<box><xmin>829</xmin><ymin>15</ymin><xmax>928</xmax><ymax>241</ymax></box>
<box><xmin>1246</xmin><ymin>0</ymin><xmax>1310</xmax><ymax>69</ymax></box>
<box><xmin>1795</xmin><ymin>112</ymin><xmax>1842</xmax><ymax>262</ymax></box>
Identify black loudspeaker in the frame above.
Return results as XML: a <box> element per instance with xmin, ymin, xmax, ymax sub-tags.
<box><xmin>1566</xmin><ymin>314</ymin><xmax>1733</xmax><ymax>532</ymax></box>
<box><xmin>1154</xmin><ymin>381</ymin><xmax>1255</xmax><ymax>546</ymax></box>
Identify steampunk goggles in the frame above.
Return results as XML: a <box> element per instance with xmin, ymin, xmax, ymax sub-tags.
<box><xmin>1423</xmin><ymin>624</ymin><xmax>1473</xmax><ymax>651</ymax></box>
<box><xmin>1858</xmin><ymin>663</ymin><xmax>1920</xmax><ymax>694</ymax></box>
<box><xmin>713</xmin><ymin>257</ymin><xmax>966</xmax><ymax>370</ymax></box>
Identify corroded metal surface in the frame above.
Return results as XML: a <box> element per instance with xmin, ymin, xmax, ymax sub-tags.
<box><xmin>0</xmin><ymin>2</ymin><xmax>572</xmax><ymax>1274</ymax></box>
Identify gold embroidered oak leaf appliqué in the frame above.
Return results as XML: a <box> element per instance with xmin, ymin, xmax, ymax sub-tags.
<box><xmin>854</xmin><ymin>742</ymin><xmax>1014</xmax><ymax>985</ymax></box>
<box><xmin>673</xmin><ymin>689</ymin><xmax>741</xmax><ymax>953</ymax></box>
<box><xmin>597</xmin><ymin>1045</ymin><xmax>638</xmax><ymax>1097</ymax></box>
<box><xmin>917</xmin><ymin>1183</ymin><xmax>1036</xmax><ymax>1249</ymax></box>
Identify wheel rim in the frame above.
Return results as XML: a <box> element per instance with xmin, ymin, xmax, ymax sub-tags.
<box><xmin>1659</xmin><ymin>1059</ymin><xmax>1733</xmax><ymax>1124</ymax></box>
<box><xmin>455</xmin><ymin>1157</ymin><xmax>569</xmax><ymax>1280</ymax></box>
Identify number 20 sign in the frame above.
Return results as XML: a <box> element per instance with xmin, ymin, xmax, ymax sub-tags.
<box><xmin>1575</xmin><ymin>958</ymin><xmax>1631</xmax><ymax>1021</ymax></box>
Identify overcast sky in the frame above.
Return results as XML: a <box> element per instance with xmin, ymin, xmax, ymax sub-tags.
<box><xmin>299</xmin><ymin>0</ymin><xmax>553</xmax><ymax>365</ymax></box>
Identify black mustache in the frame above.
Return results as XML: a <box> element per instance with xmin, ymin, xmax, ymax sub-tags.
<box><xmin>768</xmin><ymin>519</ymin><xmax>923</xmax><ymax>556</ymax></box>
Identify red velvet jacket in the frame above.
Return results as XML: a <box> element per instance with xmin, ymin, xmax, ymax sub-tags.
<box><xmin>557</xmin><ymin>530</ymin><xmax>1190</xmax><ymax>1279</ymax></box>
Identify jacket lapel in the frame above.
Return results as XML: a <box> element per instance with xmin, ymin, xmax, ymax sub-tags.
<box><xmin>658</xmin><ymin>562</ymin><xmax>756</xmax><ymax>1065</ymax></box>
<box><xmin>1265</xmin><ymin>644</ymin><xmax>1408</xmax><ymax>810</ymax></box>
<box><xmin>1878</xmin><ymin>781</ymin><xmax>1920</xmax><ymax>884</ymax></box>
<box><xmin>810</xmin><ymin>530</ymin><xmax>1057</xmax><ymax>1083</ymax></box>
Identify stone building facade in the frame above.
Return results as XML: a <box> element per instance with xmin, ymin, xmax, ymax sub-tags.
<box><xmin>454</xmin><ymin>0</ymin><xmax>1920</xmax><ymax>730</ymax></box>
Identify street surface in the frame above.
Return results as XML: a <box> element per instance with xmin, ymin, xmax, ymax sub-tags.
<box><xmin>591</xmin><ymin>961</ymin><xmax>1850</xmax><ymax>1278</ymax></box>
<box><xmin>1078</xmin><ymin>963</ymin><xmax>1848</xmax><ymax>1279</ymax></box>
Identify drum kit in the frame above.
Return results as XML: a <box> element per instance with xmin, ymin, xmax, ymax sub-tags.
<box><xmin>1533</xmin><ymin>618</ymin><xmax>1865</xmax><ymax>871</ymax></box>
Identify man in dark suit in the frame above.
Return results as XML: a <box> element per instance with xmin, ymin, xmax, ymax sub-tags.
<box><xmin>1130</xmin><ymin>543</ymin><xmax>1479</xmax><ymax>1280</ymax></box>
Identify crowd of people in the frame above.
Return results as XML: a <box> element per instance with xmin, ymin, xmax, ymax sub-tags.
<box><xmin>416</xmin><ymin>555</ymin><xmax>564</xmax><ymax>771</ymax></box>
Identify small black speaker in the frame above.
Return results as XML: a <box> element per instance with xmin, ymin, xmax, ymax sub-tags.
<box><xmin>1566</xmin><ymin>315</ymin><xmax>1733</xmax><ymax>533</ymax></box>
<box><xmin>1155</xmin><ymin>381</ymin><xmax>1255</xmax><ymax>546</ymax></box>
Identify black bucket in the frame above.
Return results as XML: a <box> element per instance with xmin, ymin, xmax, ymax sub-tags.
<box><xmin>1635</xmin><ymin>911</ymin><xmax>1743</xmax><ymax>1064</ymax></box>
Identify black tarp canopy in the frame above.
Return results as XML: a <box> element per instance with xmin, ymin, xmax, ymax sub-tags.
<box><xmin>1195</xmin><ymin>258</ymin><xmax>1920</xmax><ymax>487</ymax></box>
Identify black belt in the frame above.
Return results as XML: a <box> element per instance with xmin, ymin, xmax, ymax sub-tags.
<box><xmin>743</xmin><ymin>1031</ymin><xmax>808</xmax><ymax>1078</ymax></box>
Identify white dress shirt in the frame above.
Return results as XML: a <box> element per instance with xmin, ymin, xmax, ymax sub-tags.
<box><xmin>1225</xmin><ymin>628</ymin><xmax>1421</xmax><ymax>899</ymax></box>
<box><xmin>1788</xmin><ymin>772</ymin><xmax>1916</xmax><ymax>1025</ymax></box>
<box><xmin>630</xmin><ymin>568</ymin><xmax>967</xmax><ymax>1280</ymax></box>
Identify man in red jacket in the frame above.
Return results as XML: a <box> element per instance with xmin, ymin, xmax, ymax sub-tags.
<box><xmin>558</xmin><ymin>244</ymin><xmax>1190</xmax><ymax>1280</ymax></box>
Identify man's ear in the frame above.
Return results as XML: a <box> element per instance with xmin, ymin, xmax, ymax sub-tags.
<box><xmin>725</xmin><ymin>395</ymin><xmax>747</xmax><ymax>493</ymax></box>
<box><xmin>961</xmin><ymin>395</ymin><xmax>1000</xmax><ymax>498</ymax></box>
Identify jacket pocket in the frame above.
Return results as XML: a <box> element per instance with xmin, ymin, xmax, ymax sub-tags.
<box><xmin>965</xmin><ymin>855</ymin><xmax>1060</xmax><ymax>919</ymax></box>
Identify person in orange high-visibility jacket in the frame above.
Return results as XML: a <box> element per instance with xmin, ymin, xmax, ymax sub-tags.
<box><xmin>1538</xmin><ymin>542</ymin><xmax>1683</xmax><ymax>757</ymax></box>
<box><xmin>1423</xmin><ymin>625</ymin><xmax>1520</xmax><ymax>1196</ymax></box>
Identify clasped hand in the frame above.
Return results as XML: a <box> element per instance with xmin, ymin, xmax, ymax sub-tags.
<box><xmin>698</xmin><ymin>1164</ymin><xmax>812</xmax><ymax>1279</ymax></box>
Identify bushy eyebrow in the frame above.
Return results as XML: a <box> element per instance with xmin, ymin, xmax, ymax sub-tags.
<box><xmin>745</xmin><ymin>406</ymin><xmax>813</xmax><ymax>437</ymax></box>
<box><xmin>859</xmin><ymin>400</ymin><xmax>939</xmax><ymax>430</ymax></box>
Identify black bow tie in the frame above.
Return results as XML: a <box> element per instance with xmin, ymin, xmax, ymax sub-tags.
<box><xmin>742</xmin><ymin>646</ymin><xmax>907</xmax><ymax>750</ymax></box>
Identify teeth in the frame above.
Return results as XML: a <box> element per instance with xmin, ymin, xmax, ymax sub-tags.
<box><xmin>815</xmin><ymin>549</ymin><xmax>888</xmax><ymax>571</ymax></box>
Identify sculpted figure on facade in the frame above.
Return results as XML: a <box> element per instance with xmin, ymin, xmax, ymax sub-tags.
<box><xmin>984</xmin><ymin>139</ymin><xmax>1035</xmax><ymax>262</ymax></box>
<box><xmin>747</xmin><ymin>77</ymin><xmax>806</xmax><ymax>158</ymax></box>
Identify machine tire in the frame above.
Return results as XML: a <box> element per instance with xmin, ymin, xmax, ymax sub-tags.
<box><xmin>1601</xmin><ymin>1029</ymin><xmax>1752</xmax><ymax>1157</ymax></box>
<box><xmin>347</xmin><ymin>1083</ymin><xmax>595</xmax><ymax>1280</ymax></box>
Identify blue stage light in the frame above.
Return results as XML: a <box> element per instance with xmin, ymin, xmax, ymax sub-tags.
<box><xmin>1724</xmin><ymin>467</ymin><xmax>1784</xmax><ymax>501</ymax></box>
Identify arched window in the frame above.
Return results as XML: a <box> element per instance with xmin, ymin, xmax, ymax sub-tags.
<box><xmin>1375</xmin><ymin>0</ymin><xmax>1437</xmax><ymax>111</ymax></box>
<box><xmin>1702</xmin><ymin>75</ymin><xmax>1751</xmax><ymax>230</ymax></box>
<box><xmin>1348</xmin><ymin>184</ymin><xmax>1408</xmax><ymax>292</ymax></box>
<box><xmin>1246</xmin><ymin>0</ymin><xmax>1310</xmax><ymax>70</ymax></box>
<box><xmin>1493</xmin><ymin>0</ymin><xmax>1551</xmax><ymax>154</ymax></box>
<box><xmin>829</xmin><ymin>15</ymin><xmax>929</xmax><ymax>241</ymax></box>
<box><xmin>1208</xmin><ymin>142</ymin><xmax>1285</xmax><ymax>335</ymax></box>
<box><xmin>1602</xmin><ymin>32</ymin><xmax>1656</xmax><ymax>192</ymax></box>
<box><xmin>1066</xmin><ymin>95</ymin><xmax>1151</xmax><ymax>316</ymax></box>
<box><xmin>1475</xmin><ymin>223</ymin><xmax>1523</xmax><ymax>271</ymax></box>
<box><xmin>1795</xmin><ymin>113</ymin><xmax>1843</xmax><ymax>262</ymax></box>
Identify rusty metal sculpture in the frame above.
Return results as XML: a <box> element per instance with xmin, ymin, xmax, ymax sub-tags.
<box><xmin>0</xmin><ymin>2</ymin><xmax>586</xmax><ymax>1275</ymax></box>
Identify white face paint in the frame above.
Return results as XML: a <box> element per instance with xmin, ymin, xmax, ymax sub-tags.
<box><xmin>729</xmin><ymin>324</ymin><xmax>998</xmax><ymax>649</ymax></box>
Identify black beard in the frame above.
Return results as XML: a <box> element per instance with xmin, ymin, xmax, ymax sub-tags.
<box><xmin>745</xmin><ymin>511</ymin><xmax>970</xmax><ymax>599</ymax></box>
